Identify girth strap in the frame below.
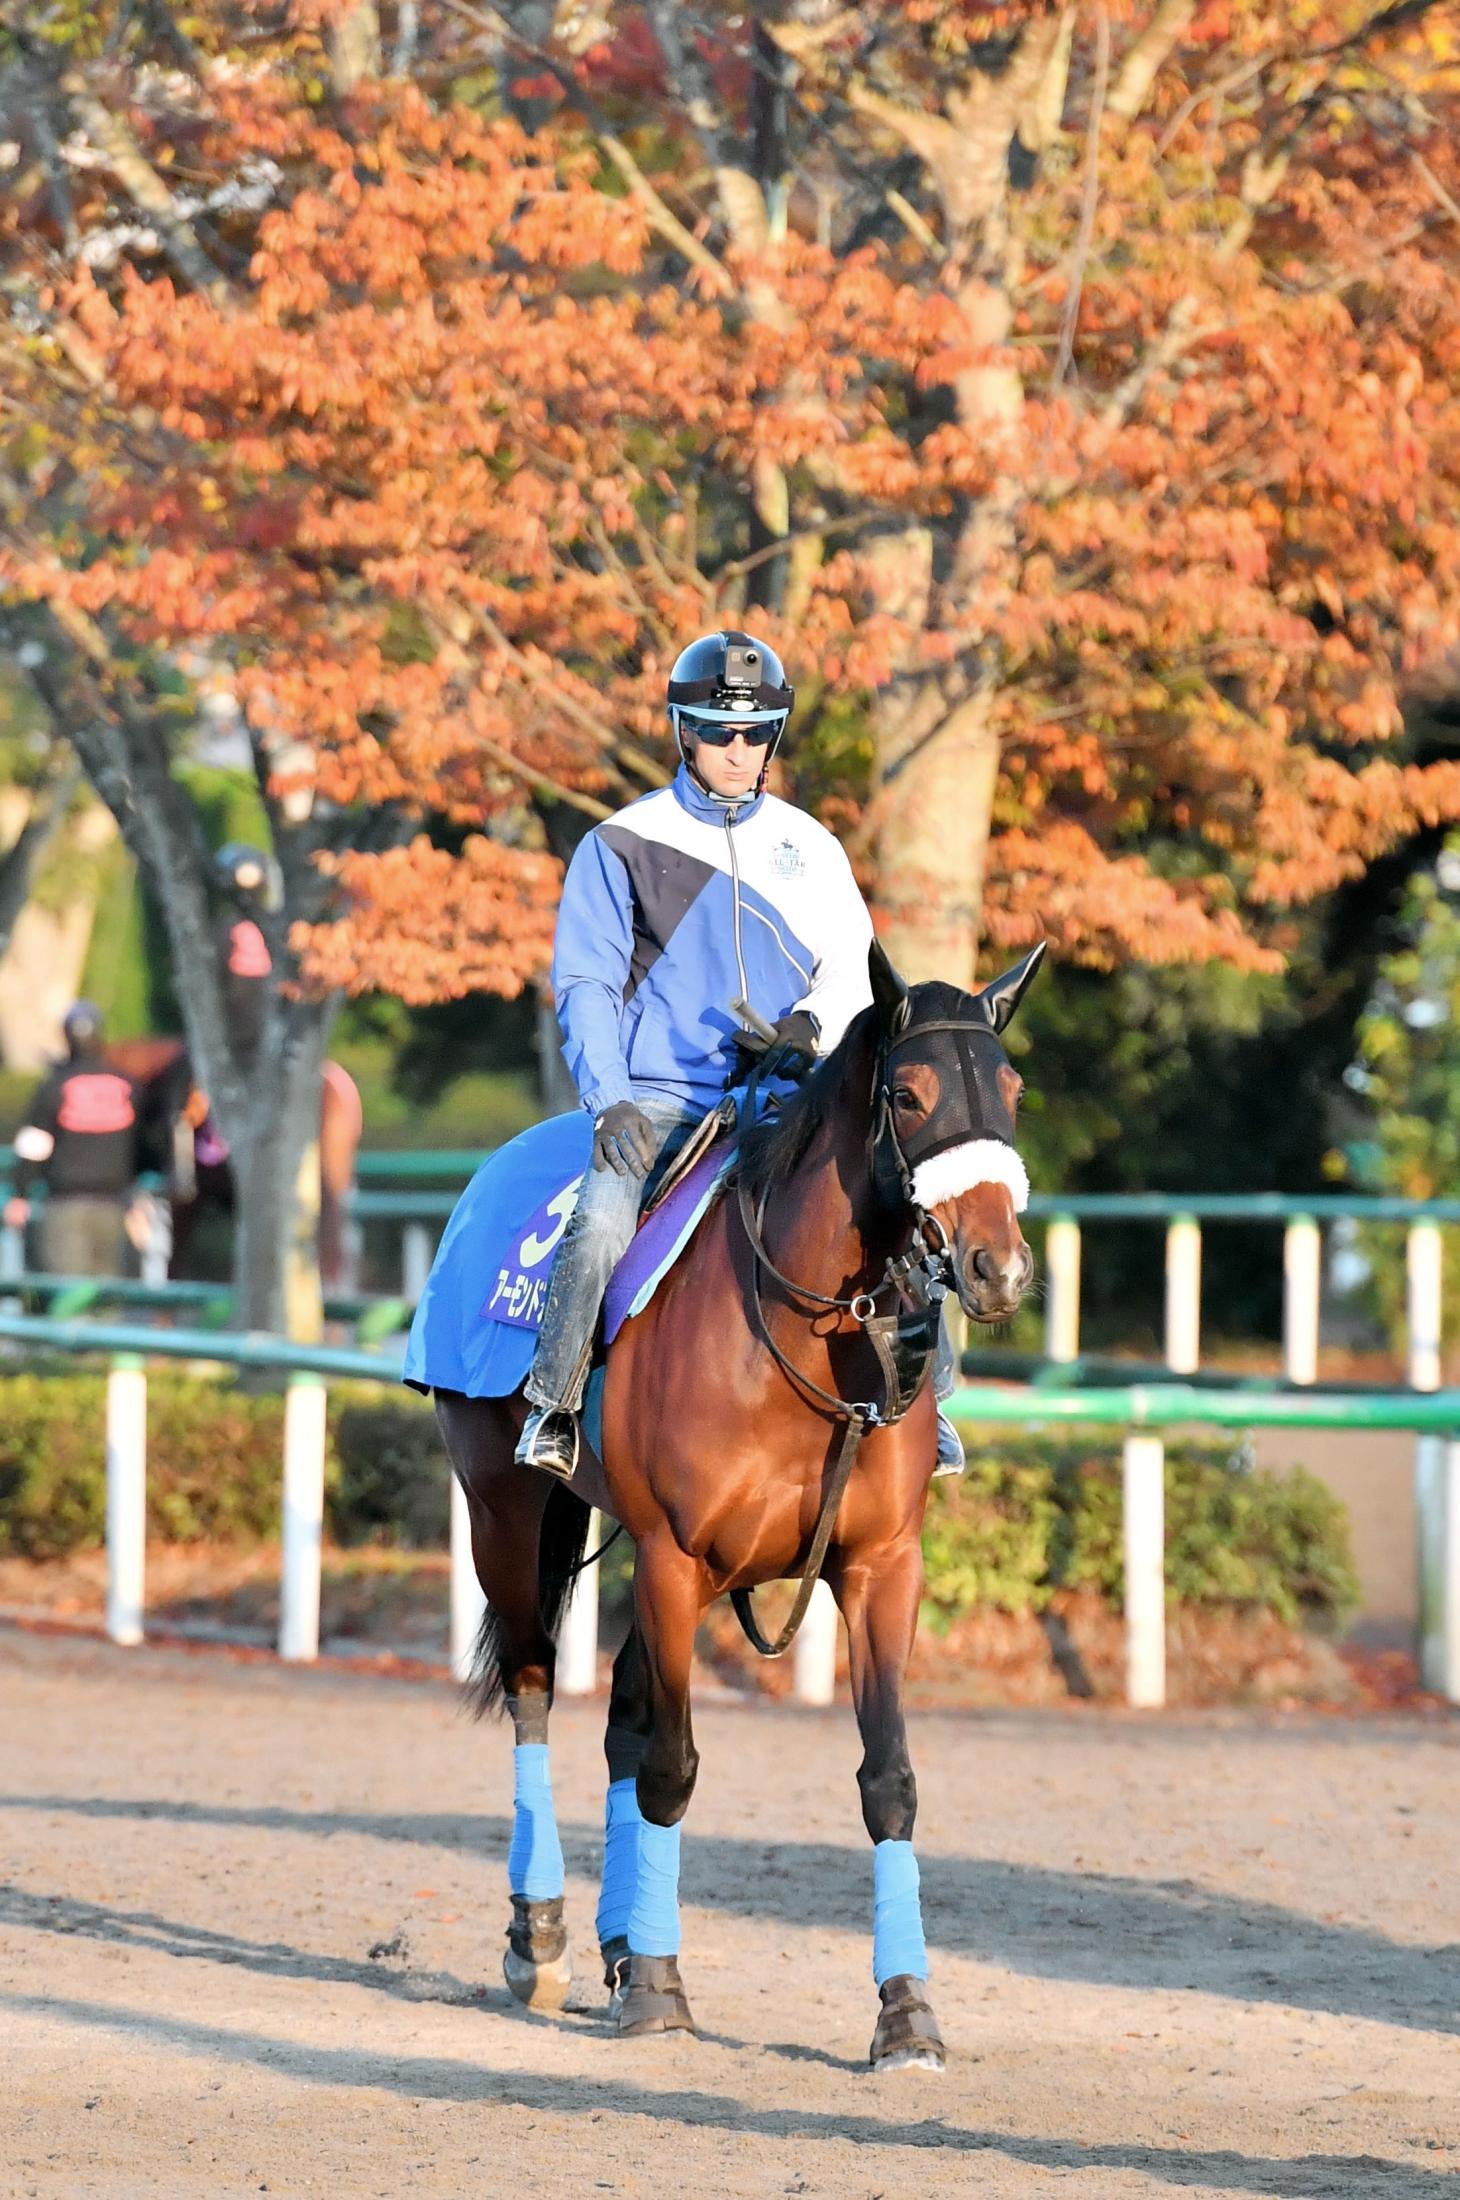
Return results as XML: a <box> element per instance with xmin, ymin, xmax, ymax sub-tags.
<box><xmin>730</xmin><ymin>1406</ymin><xmax>871</xmax><ymax>1660</ymax></box>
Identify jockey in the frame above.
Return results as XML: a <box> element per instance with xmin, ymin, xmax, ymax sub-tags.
<box><xmin>214</xmin><ymin>843</ymin><xmax>280</xmax><ymax>1074</ymax></box>
<box><xmin>516</xmin><ymin>629</ymin><xmax>964</xmax><ymax>1484</ymax></box>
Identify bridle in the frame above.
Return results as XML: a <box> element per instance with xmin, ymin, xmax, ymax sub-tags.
<box><xmin>735</xmin><ymin>1017</ymin><xmax>988</xmax><ymax>1378</ymax></box>
<box><xmin>729</xmin><ymin>1011</ymin><xmax>1021</xmax><ymax>1659</ymax></box>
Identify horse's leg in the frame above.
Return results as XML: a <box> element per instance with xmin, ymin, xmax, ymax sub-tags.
<box><xmin>616</xmin><ymin>1531</ymin><xmax>702</xmax><ymax>2038</ymax></box>
<box><xmin>596</xmin><ymin>1622</ymin><xmax>651</xmax><ymax>2010</ymax></box>
<box><xmin>832</xmin><ymin>1542</ymin><xmax>946</xmax><ymax>2074</ymax></box>
<box><xmin>435</xmin><ymin>1389</ymin><xmax>577</xmax><ymax>2011</ymax></box>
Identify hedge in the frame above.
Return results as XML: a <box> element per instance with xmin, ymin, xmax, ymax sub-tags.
<box><xmin>0</xmin><ymin>1370</ymin><xmax>1359</xmax><ymax>1629</ymax></box>
<box><xmin>921</xmin><ymin>1440</ymin><xmax>1359</xmax><ymax>1631</ymax></box>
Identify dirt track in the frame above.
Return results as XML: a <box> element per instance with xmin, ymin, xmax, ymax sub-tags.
<box><xmin>1</xmin><ymin>1628</ymin><xmax>1455</xmax><ymax>2199</ymax></box>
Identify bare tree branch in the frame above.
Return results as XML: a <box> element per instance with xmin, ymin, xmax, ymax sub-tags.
<box><xmin>1107</xmin><ymin>0</ymin><xmax>1195</xmax><ymax>126</ymax></box>
<box><xmin>59</xmin><ymin>69</ymin><xmax>230</xmax><ymax>299</ymax></box>
<box><xmin>1411</xmin><ymin>148</ymin><xmax>1460</xmax><ymax>229</ymax></box>
<box><xmin>390</xmin><ymin>0</ymin><xmax>420</xmax><ymax>76</ymax></box>
<box><xmin>25</xmin><ymin>86</ymin><xmax>80</xmax><ymax>257</ymax></box>
<box><xmin>329</xmin><ymin>0</ymin><xmax>382</xmax><ymax>97</ymax></box>
<box><xmin>435</xmin><ymin>0</ymin><xmax>735</xmax><ymax>292</ymax></box>
<box><xmin>1053</xmin><ymin>6</ymin><xmax>1110</xmax><ymax>387</ymax></box>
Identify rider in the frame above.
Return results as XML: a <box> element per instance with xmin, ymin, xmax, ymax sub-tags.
<box><xmin>5</xmin><ymin>1001</ymin><xmax>153</xmax><ymax>1275</ymax></box>
<box><xmin>517</xmin><ymin>629</ymin><xmax>963</xmax><ymax>1482</ymax></box>
<box><xmin>214</xmin><ymin>842</ymin><xmax>280</xmax><ymax>1073</ymax></box>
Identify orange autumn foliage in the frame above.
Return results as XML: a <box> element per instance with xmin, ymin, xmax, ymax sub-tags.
<box><xmin>3</xmin><ymin>0</ymin><xmax>1460</xmax><ymax>999</ymax></box>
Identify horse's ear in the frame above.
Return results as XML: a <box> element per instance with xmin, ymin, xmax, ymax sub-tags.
<box><xmin>977</xmin><ymin>942</ymin><xmax>1047</xmax><ymax>1035</ymax></box>
<box><xmin>868</xmin><ymin>938</ymin><xmax>912</xmax><ymax>1036</ymax></box>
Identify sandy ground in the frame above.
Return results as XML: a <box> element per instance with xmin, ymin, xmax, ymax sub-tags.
<box><xmin>0</xmin><ymin>1628</ymin><xmax>1455</xmax><ymax>2200</ymax></box>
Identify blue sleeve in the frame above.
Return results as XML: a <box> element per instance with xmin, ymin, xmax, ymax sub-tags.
<box><xmin>552</xmin><ymin>830</ymin><xmax>637</xmax><ymax>1116</ymax></box>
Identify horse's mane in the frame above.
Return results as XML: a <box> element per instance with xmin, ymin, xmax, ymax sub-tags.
<box><xmin>731</xmin><ymin>1003</ymin><xmax>878</xmax><ymax>1206</ymax></box>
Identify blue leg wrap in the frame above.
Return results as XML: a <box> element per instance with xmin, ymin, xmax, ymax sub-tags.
<box><xmin>507</xmin><ymin>1743</ymin><xmax>565</xmax><ymax>1903</ymax></box>
<box><xmin>594</xmin><ymin>1777</ymin><xmax>643</xmax><ymax>1946</ymax></box>
<box><xmin>872</xmin><ymin>1838</ymin><xmax>927</xmax><ymax>1986</ymax></box>
<box><xmin>626</xmin><ymin>1817</ymin><xmax>681</xmax><ymax>1958</ymax></box>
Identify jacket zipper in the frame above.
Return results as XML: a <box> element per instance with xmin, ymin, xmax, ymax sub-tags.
<box><xmin>724</xmin><ymin>805</ymin><xmax>750</xmax><ymax>1008</ymax></box>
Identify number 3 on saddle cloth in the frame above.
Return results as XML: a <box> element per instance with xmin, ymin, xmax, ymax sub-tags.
<box><xmin>403</xmin><ymin>1111</ymin><xmax>736</xmax><ymax>1439</ymax></box>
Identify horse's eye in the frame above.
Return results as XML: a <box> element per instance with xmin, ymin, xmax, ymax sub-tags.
<box><xmin>893</xmin><ymin>1086</ymin><xmax>922</xmax><ymax>1111</ymax></box>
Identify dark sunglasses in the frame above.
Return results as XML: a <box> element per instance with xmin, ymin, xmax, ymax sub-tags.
<box><xmin>676</xmin><ymin>709</ymin><xmax>785</xmax><ymax>748</ymax></box>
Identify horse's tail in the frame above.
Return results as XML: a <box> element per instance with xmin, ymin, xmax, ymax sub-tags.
<box><xmin>463</xmin><ymin>1482</ymin><xmax>593</xmax><ymax>1721</ymax></box>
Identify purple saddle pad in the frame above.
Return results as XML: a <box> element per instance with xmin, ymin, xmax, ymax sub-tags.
<box><xmin>603</xmin><ymin>1143</ymin><xmax>732</xmax><ymax>1343</ymax></box>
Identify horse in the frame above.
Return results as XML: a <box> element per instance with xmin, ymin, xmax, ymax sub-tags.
<box><xmin>424</xmin><ymin>938</ymin><xmax>1042</xmax><ymax>2071</ymax></box>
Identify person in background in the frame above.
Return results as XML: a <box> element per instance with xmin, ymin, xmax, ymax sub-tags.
<box><xmin>215</xmin><ymin>842</ymin><xmax>278</xmax><ymax>1073</ymax></box>
<box><xmin>4</xmin><ymin>1001</ymin><xmax>152</xmax><ymax>1275</ymax></box>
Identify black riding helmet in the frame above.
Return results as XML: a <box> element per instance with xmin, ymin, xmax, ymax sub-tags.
<box><xmin>215</xmin><ymin>842</ymin><xmax>282</xmax><ymax>911</ymax></box>
<box><xmin>62</xmin><ymin>999</ymin><xmax>104</xmax><ymax>1053</ymax></box>
<box><xmin>667</xmin><ymin>631</ymin><xmax>794</xmax><ymax>792</ymax></box>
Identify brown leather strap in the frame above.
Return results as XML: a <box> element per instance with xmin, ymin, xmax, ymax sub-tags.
<box><xmin>730</xmin><ymin>1406</ymin><xmax>869</xmax><ymax>1658</ymax></box>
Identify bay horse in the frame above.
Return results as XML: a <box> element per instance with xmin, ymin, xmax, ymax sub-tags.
<box><xmin>429</xmin><ymin>939</ymin><xmax>1041</xmax><ymax>2071</ymax></box>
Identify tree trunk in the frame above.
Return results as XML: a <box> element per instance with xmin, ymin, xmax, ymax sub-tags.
<box><xmin>874</xmin><ymin>686</ymin><xmax>1001</xmax><ymax>987</ymax></box>
<box><xmin>329</xmin><ymin>0</ymin><xmax>381</xmax><ymax>97</ymax></box>
<box><xmin>536</xmin><ymin>988</ymin><xmax>579</xmax><ymax>1116</ymax></box>
<box><xmin>229</xmin><ymin>1004</ymin><xmax>334</xmax><ymax>1337</ymax></box>
<box><xmin>855</xmin><ymin>18</ymin><xmax>1069</xmax><ymax>990</ymax></box>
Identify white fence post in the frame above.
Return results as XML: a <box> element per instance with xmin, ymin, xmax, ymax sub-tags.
<box><xmin>450</xmin><ymin>1473</ymin><xmax>487</xmax><ymax>1683</ymax></box>
<box><xmin>1282</xmin><ymin>1216</ymin><xmax>1321</xmax><ymax>1386</ymax></box>
<box><xmin>1408</xmin><ymin>1220</ymin><xmax>1445</xmax><ymax>1689</ymax></box>
<box><xmin>1164</xmin><ymin>1216</ymin><xmax>1202</xmax><ymax>1374</ymax></box>
<box><xmin>1122</xmin><ymin>1431</ymin><xmax>1166</xmax><ymax>1709</ymax></box>
<box><xmin>1443</xmin><ymin>1440</ymin><xmax>1460</xmax><ymax>1707</ymax></box>
<box><xmin>105</xmin><ymin>1353</ymin><xmax>147</xmax><ymax>1648</ymax></box>
<box><xmin>794</xmin><ymin>1577</ymin><xmax>840</xmax><ymax>1707</ymax></box>
<box><xmin>1407</xmin><ymin>1221</ymin><xmax>1443</xmax><ymax>1390</ymax></box>
<box><xmin>557</xmin><ymin>1511</ymin><xmax>600</xmax><ymax>1695</ymax></box>
<box><xmin>402</xmin><ymin>1222</ymin><xmax>433</xmax><ymax>1304</ymax></box>
<box><xmin>1045</xmin><ymin>1215</ymin><xmax>1082</xmax><ymax>1364</ymax></box>
<box><xmin>279</xmin><ymin>1372</ymin><xmax>327</xmax><ymax>1663</ymax></box>
<box><xmin>1416</xmin><ymin>1432</ymin><xmax>1452</xmax><ymax>1697</ymax></box>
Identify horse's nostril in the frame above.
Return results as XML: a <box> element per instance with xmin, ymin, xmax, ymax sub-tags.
<box><xmin>971</xmin><ymin>1246</ymin><xmax>999</xmax><ymax>1284</ymax></box>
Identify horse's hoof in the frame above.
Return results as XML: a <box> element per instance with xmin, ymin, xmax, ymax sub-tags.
<box><xmin>615</xmin><ymin>1951</ymin><xmax>696</xmax><ymax>2037</ymax></box>
<box><xmin>601</xmin><ymin>1935</ymin><xmax>631</xmax><ymax>2018</ymax></box>
<box><xmin>869</xmin><ymin>1974</ymin><xmax>945</xmax><ymax>2073</ymax></box>
<box><xmin>504</xmin><ymin>1894</ymin><xmax>571</xmax><ymax>2011</ymax></box>
<box><xmin>503</xmin><ymin>1944</ymin><xmax>573</xmax><ymax>2009</ymax></box>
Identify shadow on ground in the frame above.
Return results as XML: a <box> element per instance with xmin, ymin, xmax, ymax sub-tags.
<box><xmin>3</xmin><ymin>1792</ymin><xmax>1455</xmax><ymax>2037</ymax></box>
<box><xmin>0</xmin><ymin>1986</ymin><xmax>1449</xmax><ymax>2200</ymax></box>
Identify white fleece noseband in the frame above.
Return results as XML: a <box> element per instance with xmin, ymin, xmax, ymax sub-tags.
<box><xmin>910</xmin><ymin>1139</ymin><xmax>1029</xmax><ymax>1214</ymax></box>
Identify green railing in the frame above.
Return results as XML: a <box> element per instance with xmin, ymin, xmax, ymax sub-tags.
<box><xmin>0</xmin><ymin>1271</ymin><xmax>413</xmax><ymax>1342</ymax></box>
<box><xmin>0</xmin><ymin>1283</ymin><xmax>1455</xmax><ymax>1706</ymax></box>
<box><xmin>943</xmin><ymin>1382</ymin><xmax>1460</xmax><ymax>1433</ymax></box>
<box><xmin>350</xmin><ymin>1147</ymin><xmax>1460</xmax><ymax>1223</ymax></box>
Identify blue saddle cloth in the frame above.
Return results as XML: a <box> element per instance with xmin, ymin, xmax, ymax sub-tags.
<box><xmin>403</xmin><ymin>1111</ymin><xmax>733</xmax><ymax>1400</ymax></box>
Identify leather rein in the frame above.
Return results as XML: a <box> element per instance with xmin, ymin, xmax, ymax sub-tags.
<box><xmin>729</xmin><ymin>1015</ymin><xmax>990</xmax><ymax>1659</ymax></box>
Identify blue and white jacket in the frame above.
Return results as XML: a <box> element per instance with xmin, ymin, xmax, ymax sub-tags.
<box><xmin>553</xmin><ymin>766</ymin><xmax>875</xmax><ymax>1117</ymax></box>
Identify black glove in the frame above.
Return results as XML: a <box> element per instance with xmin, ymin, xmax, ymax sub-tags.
<box><xmin>738</xmin><ymin>1010</ymin><xmax>819</xmax><ymax>1084</ymax></box>
<box><xmin>593</xmin><ymin>1100</ymin><xmax>656</xmax><ymax>1178</ymax></box>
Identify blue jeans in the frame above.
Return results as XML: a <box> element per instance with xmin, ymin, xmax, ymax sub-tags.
<box><xmin>934</xmin><ymin>1311</ymin><xmax>955</xmax><ymax>1402</ymax></box>
<box><xmin>524</xmin><ymin>1094</ymin><xmax>701</xmax><ymax>1414</ymax></box>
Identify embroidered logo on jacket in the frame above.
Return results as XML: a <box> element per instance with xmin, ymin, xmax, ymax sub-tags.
<box><xmin>769</xmin><ymin>837</ymin><xmax>806</xmax><ymax>880</ymax></box>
